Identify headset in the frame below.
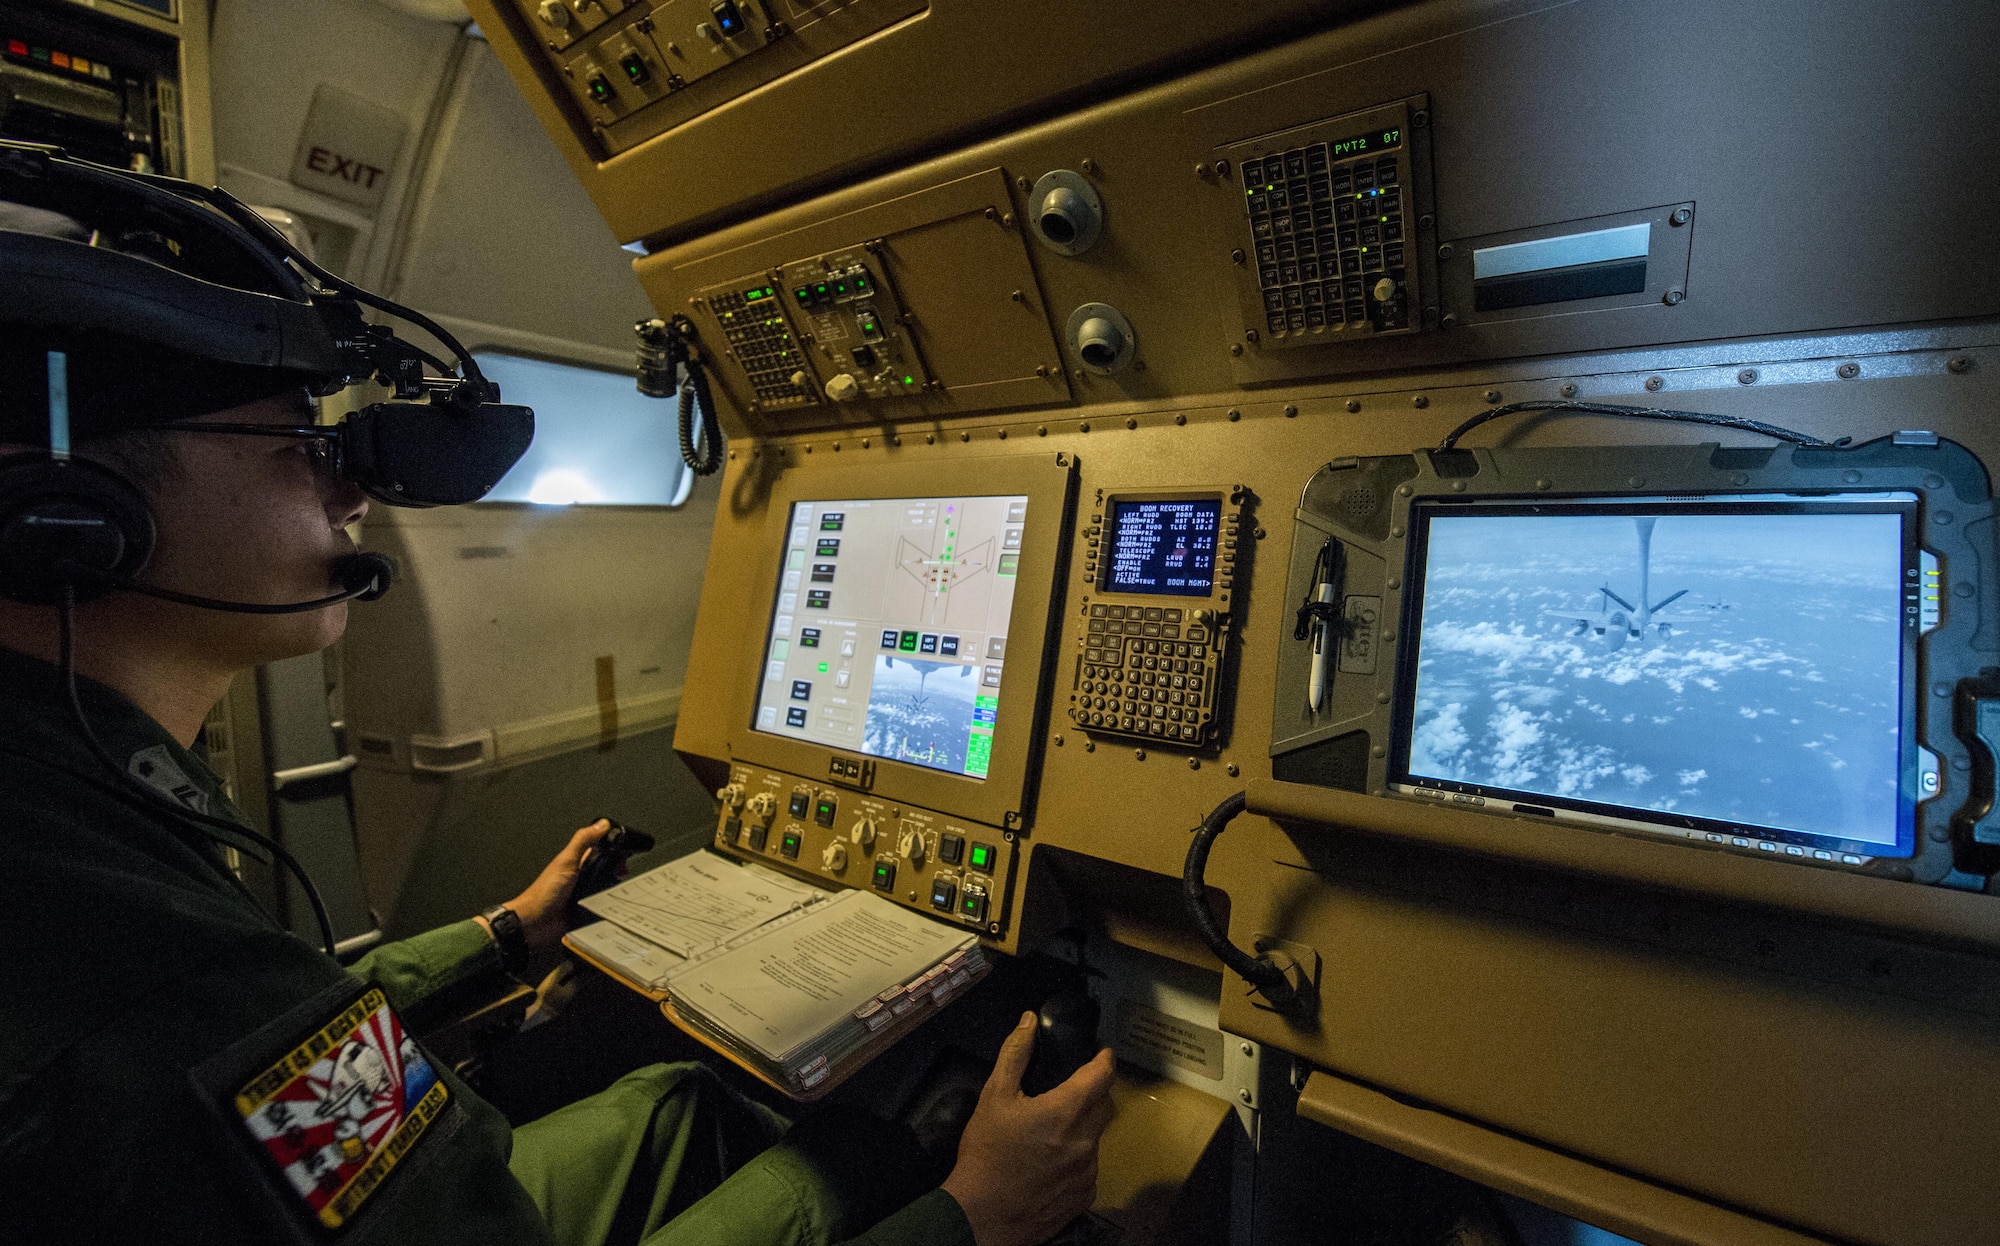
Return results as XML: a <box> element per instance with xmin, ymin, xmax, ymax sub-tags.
<box><xmin>0</xmin><ymin>141</ymin><xmax>540</xmax><ymax>955</ymax></box>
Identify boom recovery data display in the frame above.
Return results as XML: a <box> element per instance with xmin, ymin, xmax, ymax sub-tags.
<box><xmin>754</xmin><ymin>495</ymin><xmax>1029</xmax><ymax>779</ymax></box>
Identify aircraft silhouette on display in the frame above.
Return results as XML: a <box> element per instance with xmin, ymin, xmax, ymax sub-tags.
<box><xmin>1547</xmin><ymin>517</ymin><xmax>1710</xmax><ymax>650</ymax></box>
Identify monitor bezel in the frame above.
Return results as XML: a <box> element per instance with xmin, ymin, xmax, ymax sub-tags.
<box><xmin>1386</xmin><ymin>493</ymin><xmax>1922</xmax><ymax>860</ymax></box>
<box><xmin>725</xmin><ymin>453</ymin><xmax>1077</xmax><ymax>832</ymax></box>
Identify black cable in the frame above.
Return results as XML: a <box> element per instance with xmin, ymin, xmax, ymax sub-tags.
<box><xmin>1436</xmin><ymin>400</ymin><xmax>1851</xmax><ymax>452</ymax></box>
<box><xmin>1183</xmin><ymin>791</ymin><xmax>1299</xmax><ymax>1010</ymax></box>
<box><xmin>56</xmin><ymin>590</ymin><xmax>338</xmax><ymax>957</ymax></box>
<box><xmin>190</xmin><ymin>187</ymin><xmax>490</xmax><ymax>395</ymax></box>
<box><xmin>644</xmin><ymin>315</ymin><xmax>724</xmax><ymax>476</ymax></box>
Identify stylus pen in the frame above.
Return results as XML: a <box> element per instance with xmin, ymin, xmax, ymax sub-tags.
<box><xmin>1308</xmin><ymin>581</ymin><xmax>1334</xmax><ymax>712</ymax></box>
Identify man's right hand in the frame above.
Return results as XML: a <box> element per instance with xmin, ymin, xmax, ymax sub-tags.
<box><xmin>941</xmin><ymin>1012</ymin><xmax>1118</xmax><ymax>1246</ymax></box>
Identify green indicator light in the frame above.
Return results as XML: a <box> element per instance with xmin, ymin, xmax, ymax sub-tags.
<box><xmin>902</xmin><ymin>375</ymin><xmax>914</xmax><ymax>385</ymax></box>
<box><xmin>818</xmin><ymin>662</ymin><xmax>828</xmax><ymax>672</ymax></box>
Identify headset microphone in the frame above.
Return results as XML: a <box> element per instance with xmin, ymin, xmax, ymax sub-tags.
<box><xmin>94</xmin><ymin>550</ymin><xmax>396</xmax><ymax>615</ymax></box>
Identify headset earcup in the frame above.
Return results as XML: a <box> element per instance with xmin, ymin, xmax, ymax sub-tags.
<box><xmin>0</xmin><ymin>454</ymin><xmax>156</xmax><ymax>604</ymax></box>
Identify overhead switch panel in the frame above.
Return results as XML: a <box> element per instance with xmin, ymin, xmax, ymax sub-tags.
<box><xmin>1218</xmin><ymin>97</ymin><xmax>1432</xmax><ymax>350</ymax></box>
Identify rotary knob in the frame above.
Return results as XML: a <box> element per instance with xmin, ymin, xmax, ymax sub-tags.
<box><xmin>1372</xmin><ymin>277</ymin><xmax>1398</xmax><ymax>303</ymax></box>
<box><xmin>850</xmin><ymin>817</ymin><xmax>876</xmax><ymax>850</ymax></box>
<box><xmin>745</xmin><ymin>792</ymin><xmax>776</xmax><ymax>820</ymax></box>
<box><xmin>536</xmin><ymin>0</ymin><xmax>572</xmax><ymax>27</ymax></box>
<box><xmin>821</xmin><ymin>842</ymin><xmax>848</xmax><ymax>872</ymax></box>
<box><xmin>716</xmin><ymin>783</ymin><xmax>745</xmax><ymax>809</ymax></box>
<box><xmin>898</xmin><ymin>829</ymin><xmax>927</xmax><ymax>865</ymax></box>
<box><xmin>824</xmin><ymin>373</ymin><xmax>861</xmax><ymax>402</ymax></box>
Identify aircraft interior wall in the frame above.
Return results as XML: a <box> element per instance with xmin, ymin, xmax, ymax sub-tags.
<box><xmin>200</xmin><ymin>0</ymin><xmax>727</xmax><ymax>938</ymax></box>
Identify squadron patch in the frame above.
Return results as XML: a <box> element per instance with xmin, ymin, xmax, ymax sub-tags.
<box><xmin>227</xmin><ymin>987</ymin><xmax>448</xmax><ymax>1229</ymax></box>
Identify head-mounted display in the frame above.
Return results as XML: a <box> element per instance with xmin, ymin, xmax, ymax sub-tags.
<box><xmin>0</xmin><ymin>140</ymin><xmax>532</xmax><ymax>507</ymax></box>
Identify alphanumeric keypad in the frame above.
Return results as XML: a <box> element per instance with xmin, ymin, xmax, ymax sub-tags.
<box><xmin>711</xmin><ymin>289</ymin><xmax>816</xmax><ymax>408</ymax></box>
<box><xmin>1240</xmin><ymin>148</ymin><xmax>1410</xmax><ymax>341</ymax></box>
<box><xmin>1074</xmin><ymin>606</ymin><xmax>1215</xmax><ymax>743</ymax></box>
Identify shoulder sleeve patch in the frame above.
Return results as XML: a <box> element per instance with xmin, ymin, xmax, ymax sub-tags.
<box><xmin>195</xmin><ymin>982</ymin><xmax>450</xmax><ymax>1232</ymax></box>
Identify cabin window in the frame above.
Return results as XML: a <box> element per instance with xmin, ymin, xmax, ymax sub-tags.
<box><xmin>472</xmin><ymin>351</ymin><xmax>697</xmax><ymax>506</ymax></box>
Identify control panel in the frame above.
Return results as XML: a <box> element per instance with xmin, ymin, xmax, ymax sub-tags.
<box><xmin>1066</xmin><ymin>487</ymin><xmax>1245</xmax><ymax>747</ymax></box>
<box><xmin>696</xmin><ymin>244</ymin><xmax>932</xmax><ymax>417</ymax></box>
<box><xmin>714</xmin><ymin>762</ymin><xmax>1017</xmax><ymax>936</ymax></box>
<box><xmin>510</xmin><ymin>0</ymin><xmax>925</xmax><ymax>157</ymax></box>
<box><xmin>1221</xmin><ymin>98</ymin><xmax>1429</xmax><ymax>349</ymax></box>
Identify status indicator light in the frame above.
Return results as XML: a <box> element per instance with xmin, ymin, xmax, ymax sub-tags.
<box><xmin>6</xmin><ymin>40</ymin><xmax>27</xmax><ymax>57</ymax></box>
<box><xmin>901</xmin><ymin>375</ymin><xmax>915</xmax><ymax>386</ymax></box>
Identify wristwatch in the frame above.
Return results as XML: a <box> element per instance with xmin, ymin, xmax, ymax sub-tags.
<box><xmin>480</xmin><ymin>903</ymin><xmax>529</xmax><ymax>977</ymax></box>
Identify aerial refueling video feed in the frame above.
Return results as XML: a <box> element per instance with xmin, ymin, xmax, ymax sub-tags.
<box><xmin>754</xmin><ymin>495</ymin><xmax>1028</xmax><ymax>780</ymax></box>
<box><xmin>1395</xmin><ymin>500</ymin><xmax>1915</xmax><ymax>853</ymax></box>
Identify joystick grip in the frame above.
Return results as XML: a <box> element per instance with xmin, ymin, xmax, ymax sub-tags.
<box><xmin>571</xmin><ymin>819</ymin><xmax>655</xmax><ymax>916</ymax></box>
<box><xmin>1023</xmin><ymin>987</ymin><xmax>1101</xmax><ymax>1097</ymax></box>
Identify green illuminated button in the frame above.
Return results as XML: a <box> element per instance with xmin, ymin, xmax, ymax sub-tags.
<box><xmin>967</xmin><ymin>841</ymin><xmax>995</xmax><ymax>873</ymax></box>
<box><xmin>872</xmin><ymin>859</ymin><xmax>896</xmax><ymax>891</ymax></box>
<box><xmin>899</xmin><ymin>631</ymin><xmax>919</xmax><ymax>652</ymax></box>
<box><xmin>780</xmin><ymin>830</ymin><xmax>801</xmax><ymax>860</ymax></box>
<box><xmin>586</xmin><ymin>73</ymin><xmax>613</xmax><ymax>102</ymax></box>
<box><xmin>959</xmin><ymin>886</ymin><xmax>987</xmax><ymax>922</ymax></box>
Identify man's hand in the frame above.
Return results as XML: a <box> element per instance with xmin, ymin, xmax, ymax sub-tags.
<box><xmin>483</xmin><ymin>819</ymin><xmax>614</xmax><ymax>951</ymax></box>
<box><xmin>941</xmin><ymin>1012</ymin><xmax>1117</xmax><ymax>1246</ymax></box>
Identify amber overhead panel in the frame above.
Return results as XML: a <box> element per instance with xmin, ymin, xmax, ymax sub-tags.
<box><xmin>642</xmin><ymin>168</ymin><xmax>1071</xmax><ymax>434</ymax></box>
<box><xmin>464</xmin><ymin>0</ymin><xmax>1378</xmax><ymax>242</ymax></box>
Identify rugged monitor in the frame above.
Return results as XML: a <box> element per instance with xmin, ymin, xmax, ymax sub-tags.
<box><xmin>1271</xmin><ymin>435</ymin><xmax>1999</xmax><ymax>885</ymax></box>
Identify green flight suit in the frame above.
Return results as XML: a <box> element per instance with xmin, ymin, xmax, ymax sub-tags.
<box><xmin>0</xmin><ymin>646</ymin><xmax>973</xmax><ymax>1246</ymax></box>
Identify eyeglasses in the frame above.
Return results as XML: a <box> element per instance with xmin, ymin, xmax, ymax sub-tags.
<box><xmin>159</xmin><ymin>421</ymin><xmax>344</xmax><ymax>475</ymax></box>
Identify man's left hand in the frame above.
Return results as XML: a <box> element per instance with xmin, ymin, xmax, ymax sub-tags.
<box><xmin>483</xmin><ymin>818</ymin><xmax>614</xmax><ymax>951</ymax></box>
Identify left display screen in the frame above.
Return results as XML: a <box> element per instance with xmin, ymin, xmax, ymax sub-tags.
<box><xmin>754</xmin><ymin>495</ymin><xmax>1030</xmax><ymax>780</ymax></box>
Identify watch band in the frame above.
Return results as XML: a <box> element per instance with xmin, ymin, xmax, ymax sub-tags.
<box><xmin>481</xmin><ymin>903</ymin><xmax>529</xmax><ymax>977</ymax></box>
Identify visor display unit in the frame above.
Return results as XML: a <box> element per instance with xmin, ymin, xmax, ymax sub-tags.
<box><xmin>1270</xmin><ymin>436</ymin><xmax>2000</xmax><ymax>886</ymax></box>
<box><xmin>729</xmin><ymin>454</ymin><xmax>1076</xmax><ymax>834</ymax></box>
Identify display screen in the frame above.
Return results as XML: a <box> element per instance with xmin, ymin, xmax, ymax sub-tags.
<box><xmin>1327</xmin><ymin>125</ymin><xmax>1403</xmax><ymax>159</ymax></box>
<box><xmin>1393</xmin><ymin>497</ymin><xmax>1918</xmax><ymax>856</ymax></box>
<box><xmin>1105</xmin><ymin>497</ymin><xmax>1220</xmax><ymax>597</ymax></box>
<box><xmin>754</xmin><ymin>495</ymin><xmax>1028</xmax><ymax>779</ymax></box>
